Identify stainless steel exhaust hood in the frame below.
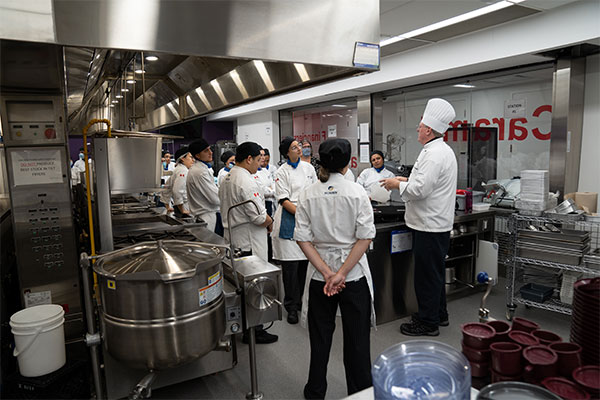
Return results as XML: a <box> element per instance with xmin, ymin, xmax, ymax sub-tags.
<box><xmin>1</xmin><ymin>0</ymin><xmax>380</xmax><ymax>134</ymax></box>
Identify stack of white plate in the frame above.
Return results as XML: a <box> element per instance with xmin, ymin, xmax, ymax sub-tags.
<box><xmin>519</xmin><ymin>170</ymin><xmax>549</xmax><ymax>213</ymax></box>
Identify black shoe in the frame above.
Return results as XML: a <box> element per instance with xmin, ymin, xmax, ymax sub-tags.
<box><xmin>439</xmin><ymin>317</ymin><xmax>449</xmax><ymax>327</ymax></box>
<box><xmin>242</xmin><ymin>330</ymin><xmax>279</xmax><ymax>344</ymax></box>
<box><xmin>287</xmin><ymin>310</ymin><xmax>299</xmax><ymax>324</ymax></box>
<box><xmin>400</xmin><ymin>320</ymin><xmax>439</xmax><ymax>337</ymax></box>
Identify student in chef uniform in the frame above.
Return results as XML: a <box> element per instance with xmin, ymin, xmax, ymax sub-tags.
<box><xmin>356</xmin><ymin>150</ymin><xmax>394</xmax><ymax>196</ymax></box>
<box><xmin>295</xmin><ymin>138</ymin><xmax>376</xmax><ymax>399</ymax></box>
<box><xmin>255</xmin><ymin>148</ymin><xmax>276</xmax><ymax>215</ymax></box>
<box><xmin>381</xmin><ymin>98</ymin><xmax>458</xmax><ymax>337</ymax></box>
<box><xmin>186</xmin><ymin>138</ymin><xmax>220</xmax><ymax>232</ymax></box>
<box><xmin>217</xmin><ymin>150</ymin><xmax>235</xmax><ymax>187</ymax></box>
<box><xmin>161</xmin><ymin>150</ymin><xmax>176</xmax><ymax>183</ymax></box>
<box><xmin>218</xmin><ymin>142</ymin><xmax>279</xmax><ymax>344</ymax></box>
<box><xmin>272</xmin><ymin>137</ymin><xmax>317</xmax><ymax>325</ymax></box>
<box><xmin>262</xmin><ymin>148</ymin><xmax>278</xmax><ymax>182</ymax></box>
<box><xmin>163</xmin><ymin>147</ymin><xmax>194</xmax><ymax>217</ymax></box>
<box><xmin>219</xmin><ymin>142</ymin><xmax>273</xmax><ymax>261</ymax></box>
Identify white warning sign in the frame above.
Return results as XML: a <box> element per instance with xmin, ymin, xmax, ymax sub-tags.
<box><xmin>11</xmin><ymin>149</ymin><xmax>64</xmax><ymax>186</ymax></box>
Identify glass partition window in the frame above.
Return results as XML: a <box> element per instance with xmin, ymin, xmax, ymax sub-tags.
<box><xmin>381</xmin><ymin>67</ymin><xmax>554</xmax><ymax>189</ymax></box>
<box><xmin>288</xmin><ymin>101</ymin><xmax>359</xmax><ymax>171</ymax></box>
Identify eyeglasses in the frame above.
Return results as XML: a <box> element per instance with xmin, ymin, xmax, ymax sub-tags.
<box><xmin>290</xmin><ymin>145</ymin><xmax>300</xmax><ymax>151</ymax></box>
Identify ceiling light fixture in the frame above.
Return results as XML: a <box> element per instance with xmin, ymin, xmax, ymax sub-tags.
<box><xmin>331</xmin><ymin>104</ymin><xmax>347</xmax><ymax>108</ymax></box>
<box><xmin>111</xmin><ymin>100</ymin><xmax>119</xmax><ymax>104</ymax></box>
<box><xmin>121</xmin><ymin>88</ymin><xmax>129</xmax><ymax>92</ymax></box>
<box><xmin>145</xmin><ymin>55</ymin><xmax>158</xmax><ymax>61</ymax></box>
<box><xmin>135</xmin><ymin>69</ymin><xmax>146</xmax><ymax>74</ymax></box>
<box><xmin>380</xmin><ymin>0</ymin><xmax>526</xmax><ymax>47</ymax></box>
<box><xmin>453</xmin><ymin>83</ymin><xmax>476</xmax><ymax>88</ymax></box>
<box><xmin>126</xmin><ymin>79</ymin><xmax>136</xmax><ymax>84</ymax></box>
<box><xmin>115</xmin><ymin>94</ymin><xmax>123</xmax><ymax>99</ymax></box>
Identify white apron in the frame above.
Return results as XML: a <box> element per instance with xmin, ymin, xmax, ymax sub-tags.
<box><xmin>300</xmin><ymin>244</ymin><xmax>376</xmax><ymax>329</ymax></box>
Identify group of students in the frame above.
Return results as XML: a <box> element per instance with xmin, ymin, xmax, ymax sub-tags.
<box><xmin>157</xmin><ymin>97</ymin><xmax>458</xmax><ymax>400</ymax></box>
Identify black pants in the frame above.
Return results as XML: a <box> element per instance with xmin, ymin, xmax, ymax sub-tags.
<box><xmin>304</xmin><ymin>278</ymin><xmax>372</xmax><ymax>399</ymax></box>
<box><xmin>281</xmin><ymin>260</ymin><xmax>308</xmax><ymax>313</ymax></box>
<box><xmin>412</xmin><ymin>229</ymin><xmax>451</xmax><ymax>327</ymax></box>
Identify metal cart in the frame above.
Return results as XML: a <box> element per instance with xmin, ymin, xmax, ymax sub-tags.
<box><xmin>506</xmin><ymin>213</ymin><xmax>600</xmax><ymax>320</ymax></box>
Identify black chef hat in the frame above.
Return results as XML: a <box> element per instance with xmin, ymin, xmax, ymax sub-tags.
<box><xmin>318</xmin><ymin>139</ymin><xmax>351</xmax><ymax>170</ymax></box>
<box><xmin>189</xmin><ymin>138</ymin><xmax>209</xmax><ymax>157</ymax></box>
<box><xmin>235</xmin><ymin>142</ymin><xmax>262</xmax><ymax>163</ymax></box>
<box><xmin>220</xmin><ymin>150</ymin><xmax>235</xmax><ymax>164</ymax></box>
<box><xmin>279</xmin><ymin>136</ymin><xmax>295</xmax><ymax>159</ymax></box>
<box><xmin>174</xmin><ymin>147</ymin><xmax>189</xmax><ymax>162</ymax></box>
<box><xmin>370</xmin><ymin>150</ymin><xmax>384</xmax><ymax>160</ymax></box>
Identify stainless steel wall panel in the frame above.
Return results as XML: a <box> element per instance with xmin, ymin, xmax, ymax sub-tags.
<box><xmin>549</xmin><ymin>58</ymin><xmax>586</xmax><ymax>197</ymax></box>
<box><xmin>52</xmin><ymin>0</ymin><xmax>379</xmax><ymax>68</ymax></box>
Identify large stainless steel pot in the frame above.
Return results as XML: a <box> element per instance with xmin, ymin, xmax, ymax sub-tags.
<box><xmin>94</xmin><ymin>240</ymin><xmax>225</xmax><ymax>370</ymax></box>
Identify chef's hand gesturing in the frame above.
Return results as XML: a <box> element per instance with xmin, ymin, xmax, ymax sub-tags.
<box><xmin>380</xmin><ymin>176</ymin><xmax>406</xmax><ymax>190</ymax></box>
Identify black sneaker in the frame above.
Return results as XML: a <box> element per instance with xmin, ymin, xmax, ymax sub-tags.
<box><xmin>242</xmin><ymin>330</ymin><xmax>279</xmax><ymax>344</ymax></box>
<box><xmin>287</xmin><ymin>310</ymin><xmax>299</xmax><ymax>324</ymax></box>
<box><xmin>439</xmin><ymin>317</ymin><xmax>449</xmax><ymax>327</ymax></box>
<box><xmin>400</xmin><ymin>320</ymin><xmax>439</xmax><ymax>337</ymax></box>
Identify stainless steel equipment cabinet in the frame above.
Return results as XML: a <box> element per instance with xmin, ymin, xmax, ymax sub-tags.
<box><xmin>367</xmin><ymin>222</ymin><xmax>417</xmax><ymax>325</ymax></box>
<box><xmin>506</xmin><ymin>214</ymin><xmax>600</xmax><ymax>319</ymax></box>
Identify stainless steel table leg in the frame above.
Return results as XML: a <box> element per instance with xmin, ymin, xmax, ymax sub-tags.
<box><xmin>246</xmin><ymin>327</ymin><xmax>263</xmax><ymax>400</ymax></box>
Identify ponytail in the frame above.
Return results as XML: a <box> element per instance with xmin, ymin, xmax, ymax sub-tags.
<box><xmin>318</xmin><ymin>168</ymin><xmax>330</xmax><ymax>183</ymax></box>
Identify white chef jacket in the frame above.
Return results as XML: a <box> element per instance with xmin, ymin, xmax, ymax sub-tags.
<box><xmin>265</xmin><ymin>163</ymin><xmax>277</xmax><ymax>181</ymax></box>
<box><xmin>160</xmin><ymin>163</ymin><xmax>181</xmax><ymax>206</ymax></box>
<box><xmin>272</xmin><ymin>161</ymin><xmax>317</xmax><ymax>261</ymax></box>
<box><xmin>219</xmin><ymin>166</ymin><xmax>269</xmax><ymax>261</ymax></box>
<box><xmin>171</xmin><ymin>164</ymin><xmax>189</xmax><ymax>209</ymax></box>
<box><xmin>399</xmin><ymin>138</ymin><xmax>457</xmax><ymax>232</ymax></box>
<box><xmin>71</xmin><ymin>158</ymin><xmax>92</xmax><ymax>186</ymax></box>
<box><xmin>356</xmin><ymin>167</ymin><xmax>395</xmax><ymax>195</ymax></box>
<box><xmin>161</xmin><ymin>161</ymin><xmax>175</xmax><ymax>183</ymax></box>
<box><xmin>294</xmin><ymin>172</ymin><xmax>376</xmax><ymax>327</ymax></box>
<box><xmin>217</xmin><ymin>167</ymin><xmax>230</xmax><ymax>187</ymax></box>
<box><xmin>343</xmin><ymin>168</ymin><xmax>355</xmax><ymax>182</ymax></box>
<box><xmin>255</xmin><ymin>167</ymin><xmax>275</xmax><ymax>200</ymax></box>
<box><xmin>186</xmin><ymin>161</ymin><xmax>220</xmax><ymax>230</ymax></box>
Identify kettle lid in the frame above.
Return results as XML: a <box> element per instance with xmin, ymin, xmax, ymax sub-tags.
<box><xmin>93</xmin><ymin>240</ymin><xmax>223</xmax><ymax>279</ymax></box>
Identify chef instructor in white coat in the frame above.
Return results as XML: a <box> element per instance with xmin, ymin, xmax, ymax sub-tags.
<box><xmin>295</xmin><ymin>138</ymin><xmax>375</xmax><ymax>399</ymax></box>
<box><xmin>381</xmin><ymin>98</ymin><xmax>457</xmax><ymax>337</ymax></box>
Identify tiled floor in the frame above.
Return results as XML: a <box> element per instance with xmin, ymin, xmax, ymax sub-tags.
<box><xmin>153</xmin><ymin>277</ymin><xmax>572</xmax><ymax>399</ymax></box>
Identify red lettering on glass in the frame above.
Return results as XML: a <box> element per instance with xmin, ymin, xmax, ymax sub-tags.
<box><xmin>509</xmin><ymin>118</ymin><xmax>528</xmax><ymax>141</ymax></box>
<box><xmin>531</xmin><ymin>105</ymin><xmax>552</xmax><ymax>140</ymax></box>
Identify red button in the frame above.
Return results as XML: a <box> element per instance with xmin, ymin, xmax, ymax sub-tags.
<box><xmin>44</xmin><ymin>128</ymin><xmax>56</xmax><ymax>139</ymax></box>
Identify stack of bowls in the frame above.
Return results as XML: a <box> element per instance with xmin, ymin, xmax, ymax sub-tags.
<box><xmin>541</xmin><ymin>377</ymin><xmax>590</xmax><ymax>400</ymax></box>
<box><xmin>372</xmin><ymin>340</ymin><xmax>471</xmax><ymax>400</ymax></box>
<box><xmin>572</xmin><ymin>365</ymin><xmax>600</xmax><ymax>399</ymax></box>
<box><xmin>461</xmin><ymin>323</ymin><xmax>496</xmax><ymax>378</ymax></box>
<box><xmin>570</xmin><ymin>278</ymin><xmax>600</xmax><ymax>365</ymax></box>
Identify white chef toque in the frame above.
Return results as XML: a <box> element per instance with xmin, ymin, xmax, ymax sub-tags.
<box><xmin>421</xmin><ymin>98</ymin><xmax>456</xmax><ymax>134</ymax></box>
